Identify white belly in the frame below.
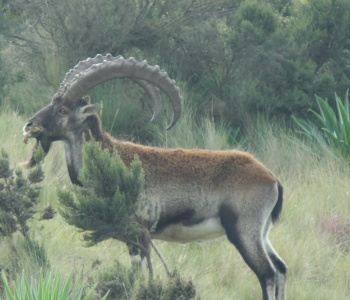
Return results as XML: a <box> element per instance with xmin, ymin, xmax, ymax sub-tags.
<box><xmin>150</xmin><ymin>217</ymin><xmax>225</xmax><ymax>243</ymax></box>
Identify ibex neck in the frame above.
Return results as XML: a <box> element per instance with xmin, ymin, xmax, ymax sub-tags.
<box><xmin>63</xmin><ymin>115</ymin><xmax>115</xmax><ymax>185</ymax></box>
<box><xmin>86</xmin><ymin>116</ymin><xmax>116</xmax><ymax>154</ymax></box>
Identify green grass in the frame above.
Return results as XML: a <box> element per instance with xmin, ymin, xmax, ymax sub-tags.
<box><xmin>1</xmin><ymin>106</ymin><xmax>350</xmax><ymax>299</ymax></box>
<box><xmin>1</xmin><ymin>269</ymin><xmax>108</xmax><ymax>300</ymax></box>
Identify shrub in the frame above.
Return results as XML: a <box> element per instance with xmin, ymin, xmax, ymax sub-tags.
<box><xmin>293</xmin><ymin>90</ymin><xmax>350</xmax><ymax>157</ymax></box>
<box><xmin>58</xmin><ymin>136</ymin><xmax>145</xmax><ymax>246</ymax></box>
<box><xmin>95</xmin><ymin>264</ymin><xmax>196</xmax><ymax>300</ymax></box>
<box><xmin>95</xmin><ymin>262</ymin><xmax>138</xmax><ymax>300</ymax></box>
<box><xmin>0</xmin><ymin>145</ymin><xmax>51</xmax><ymax>275</ymax></box>
<box><xmin>1</xmin><ymin>270</ymin><xmax>108</xmax><ymax>300</ymax></box>
<box><xmin>135</xmin><ymin>272</ymin><xmax>196</xmax><ymax>300</ymax></box>
<box><xmin>0</xmin><ymin>147</ymin><xmax>44</xmax><ymax>238</ymax></box>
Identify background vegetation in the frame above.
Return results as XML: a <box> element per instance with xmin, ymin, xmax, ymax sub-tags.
<box><xmin>1</xmin><ymin>0</ymin><xmax>350</xmax><ymax>138</ymax></box>
<box><xmin>1</xmin><ymin>0</ymin><xmax>350</xmax><ymax>299</ymax></box>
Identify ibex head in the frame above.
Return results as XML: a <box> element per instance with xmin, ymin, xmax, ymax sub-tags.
<box><xmin>22</xmin><ymin>54</ymin><xmax>182</xmax><ymax>169</ymax></box>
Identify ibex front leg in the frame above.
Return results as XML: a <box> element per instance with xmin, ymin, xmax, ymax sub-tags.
<box><xmin>127</xmin><ymin>235</ymin><xmax>153</xmax><ymax>278</ymax></box>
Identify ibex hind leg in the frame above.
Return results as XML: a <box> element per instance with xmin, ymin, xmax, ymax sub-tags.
<box><xmin>264</xmin><ymin>235</ymin><xmax>287</xmax><ymax>300</ymax></box>
<box><xmin>220</xmin><ymin>207</ymin><xmax>277</xmax><ymax>300</ymax></box>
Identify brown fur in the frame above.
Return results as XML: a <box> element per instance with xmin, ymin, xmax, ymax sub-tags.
<box><xmin>87</xmin><ymin>115</ymin><xmax>279</xmax><ymax>190</ymax></box>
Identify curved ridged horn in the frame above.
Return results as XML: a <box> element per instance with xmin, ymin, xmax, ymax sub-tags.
<box><xmin>57</xmin><ymin>54</ymin><xmax>181</xmax><ymax>129</ymax></box>
<box><xmin>59</xmin><ymin>54</ymin><xmax>118</xmax><ymax>89</ymax></box>
<box><xmin>60</xmin><ymin>54</ymin><xmax>162</xmax><ymax>122</ymax></box>
<box><xmin>131</xmin><ymin>78</ymin><xmax>162</xmax><ymax>122</ymax></box>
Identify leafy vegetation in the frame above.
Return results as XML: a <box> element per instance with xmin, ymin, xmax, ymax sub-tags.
<box><xmin>94</xmin><ymin>262</ymin><xmax>139</xmax><ymax>300</ymax></box>
<box><xmin>1</xmin><ymin>270</ymin><xmax>108</xmax><ymax>300</ymax></box>
<box><xmin>135</xmin><ymin>272</ymin><xmax>195</xmax><ymax>300</ymax></box>
<box><xmin>0</xmin><ymin>147</ymin><xmax>44</xmax><ymax>238</ymax></box>
<box><xmin>58</xmin><ymin>137</ymin><xmax>145</xmax><ymax>247</ymax></box>
<box><xmin>1</xmin><ymin>0</ymin><xmax>349</xmax><ymax>136</ymax></box>
<box><xmin>0</xmin><ymin>145</ymin><xmax>51</xmax><ymax>279</ymax></box>
<box><xmin>293</xmin><ymin>90</ymin><xmax>350</xmax><ymax>157</ymax></box>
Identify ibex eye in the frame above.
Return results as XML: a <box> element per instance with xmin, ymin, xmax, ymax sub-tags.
<box><xmin>59</xmin><ymin>108</ymin><xmax>67</xmax><ymax>115</ymax></box>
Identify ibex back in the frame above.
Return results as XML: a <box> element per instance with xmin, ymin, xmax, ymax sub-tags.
<box><xmin>22</xmin><ymin>54</ymin><xmax>287</xmax><ymax>300</ymax></box>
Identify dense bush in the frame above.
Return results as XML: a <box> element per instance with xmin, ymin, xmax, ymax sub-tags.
<box><xmin>58</xmin><ymin>136</ymin><xmax>145</xmax><ymax>246</ymax></box>
<box><xmin>95</xmin><ymin>263</ymin><xmax>196</xmax><ymax>300</ymax></box>
<box><xmin>95</xmin><ymin>262</ymin><xmax>139</xmax><ymax>300</ymax></box>
<box><xmin>0</xmin><ymin>145</ymin><xmax>51</xmax><ymax>289</ymax></box>
<box><xmin>0</xmin><ymin>147</ymin><xmax>44</xmax><ymax>238</ymax></box>
<box><xmin>135</xmin><ymin>273</ymin><xmax>195</xmax><ymax>300</ymax></box>
<box><xmin>1</xmin><ymin>0</ymin><xmax>349</xmax><ymax>135</ymax></box>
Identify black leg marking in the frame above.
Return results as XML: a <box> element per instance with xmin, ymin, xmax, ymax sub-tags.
<box><xmin>265</xmin><ymin>242</ymin><xmax>287</xmax><ymax>300</ymax></box>
<box><xmin>153</xmin><ymin>208</ymin><xmax>195</xmax><ymax>233</ymax></box>
<box><xmin>269</xmin><ymin>252</ymin><xmax>287</xmax><ymax>275</ymax></box>
<box><xmin>220</xmin><ymin>205</ymin><xmax>277</xmax><ymax>300</ymax></box>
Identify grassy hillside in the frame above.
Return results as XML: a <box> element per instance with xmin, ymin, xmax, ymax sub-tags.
<box><xmin>0</xmin><ymin>106</ymin><xmax>350</xmax><ymax>299</ymax></box>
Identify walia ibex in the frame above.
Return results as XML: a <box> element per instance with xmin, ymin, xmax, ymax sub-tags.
<box><xmin>22</xmin><ymin>54</ymin><xmax>287</xmax><ymax>300</ymax></box>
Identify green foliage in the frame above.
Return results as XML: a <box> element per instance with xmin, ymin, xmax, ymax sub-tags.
<box><xmin>58</xmin><ymin>137</ymin><xmax>145</xmax><ymax>246</ymax></box>
<box><xmin>1</xmin><ymin>0</ymin><xmax>350</xmax><ymax>130</ymax></box>
<box><xmin>293</xmin><ymin>90</ymin><xmax>350</xmax><ymax>157</ymax></box>
<box><xmin>95</xmin><ymin>262</ymin><xmax>139</xmax><ymax>300</ymax></box>
<box><xmin>0</xmin><ymin>53</ymin><xmax>7</xmax><ymax>106</ymax></box>
<box><xmin>291</xmin><ymin>0</ymin><xmax>350</xmax><ymax>99</ymax></box>
<box><xmin>293</xmin><ymin>0</ymin><xmax>350</xmax><ymax>74</ymax></box>
<box><xmin>0</xmin><ymin>146</ymin><xmax>44</xmax><ymax>238</ymax></box>
<box><xmin>95</xmin><ymin>263</ymin><xmax>196</xmax><ymax>300</ymax></box>
<box><xmin>1</xmin><ymin>270</ymin><xmax>108</xmax><ymax>300</ymax></box>
<box><xmin>238</xmin><ymin>1</ymin><xmax>278</xmax><ymax>36</ymax></box>
<box><xmin>135</xmin><ymin>272</ymin><xmax>195</xmax><ymax>300</ymax></box>
<box><xmin>19</xmin><ymin>238</ymin><xmax>50</xmax><ymax>270</ymax></box>
<box><xmin>0</xmin><ymin>145</ymin><xmax>50</xmax><ymax>277</ymax></box>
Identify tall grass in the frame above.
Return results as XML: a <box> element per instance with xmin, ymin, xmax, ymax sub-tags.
<box><xmin>1</xmin><ymin>270</ymin><xmax>108</xmax><ymax>300</ymax></box>
<box><xmin>1</xmin><ymin>105</ymin><xmax>350</xmax><ymax>299</ymax></box>
<box><xmin>148</xmin><ymin>96</ymin><xmax>241</xmax><ymax>150</ymax></box>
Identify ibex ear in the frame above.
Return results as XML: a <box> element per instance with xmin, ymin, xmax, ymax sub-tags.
<box><xmin>83</xmin><ymin>95</ymin><xmax>91</xmax><ymax>104</ymax></box>
<box><xmin>77</xmin><ymin>103</ymin><xmax>100</xmax><ymax>122</ymax></box>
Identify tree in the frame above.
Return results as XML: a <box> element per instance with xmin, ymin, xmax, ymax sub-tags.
<box><xmin>0</xmin><ymin>145</ymin><xmax>49</xmax><ymax>270</ymax></box>
<box><xmin>1</xmin><ymin>0</ymin><xmax>350</xmax><ymax>132</ymax></box>
<box><xmin>58</xmin><ymin>136</ymin><xmax>146</xmax><ymax>248</ymax></box>
<box><xmin>291</xmin><ymin>0</ymin><xmax>350</xmax><ymax>98</ymax></box>
<box><xmin>0</xmin><ymin>147</ymin><xmax>44</xmax><ymax>238</ymax></box>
